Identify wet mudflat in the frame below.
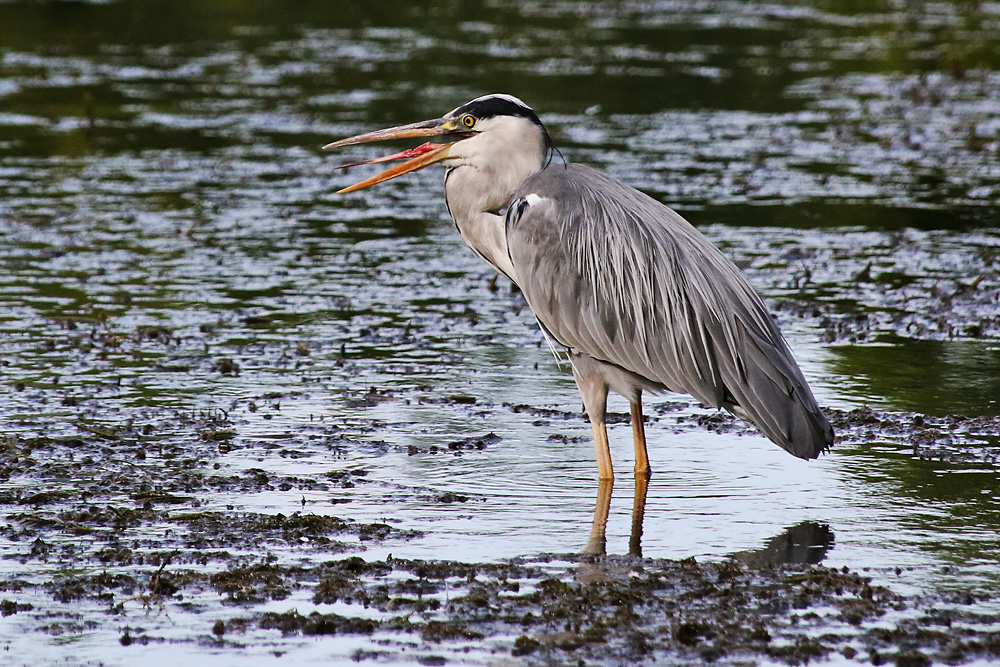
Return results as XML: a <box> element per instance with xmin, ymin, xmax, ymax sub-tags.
<box><xmin>2</xmin><ymin>0</ymin><xmax>1000</xmax><ymax>665</ymax></box>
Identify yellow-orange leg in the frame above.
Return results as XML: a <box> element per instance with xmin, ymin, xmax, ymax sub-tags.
<box><xmin>585</xmin><ymin>478</ymin><xmax>614</xmax><ymax>555</ymax></box>
<box><xmin>630</xmin><ymin>399</ymin><xmax>651</xmax><ymax>478</ymax></box>
<box><xmin>590</xmin><ymin>419</ymin><xmax>614</xmax><ymax>480</ymax></box>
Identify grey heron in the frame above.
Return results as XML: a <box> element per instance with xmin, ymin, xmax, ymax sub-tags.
<box><xmin>324</xmin><ymin>93</ymin><xmax>834</xmax><ymax>481</ymax></box>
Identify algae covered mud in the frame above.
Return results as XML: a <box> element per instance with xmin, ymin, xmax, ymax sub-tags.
<box><xmin>2</xmin><ymin>0</ymin><xmax>1000</xmax><ymax>664</ymax></box>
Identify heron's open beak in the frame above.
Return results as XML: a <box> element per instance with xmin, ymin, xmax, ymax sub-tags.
<box><xmin>323</xmin><ymin>117</ymin><xmax>471</xmax><ymax>193</ymax></box>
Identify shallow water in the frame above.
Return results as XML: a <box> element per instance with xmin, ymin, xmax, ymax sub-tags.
<box><xmin>2</xmin><ymin>0</ymin><xmax>1000</xmax><ymax>664</ymax></box>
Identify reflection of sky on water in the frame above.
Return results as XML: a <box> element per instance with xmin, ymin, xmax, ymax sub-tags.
<box><xmin>123</xmin><ymin>300</ymin><xmax>996</xmax><ymax>598</ymax></box>
<box><xmin>1</xmin><ymin>193</ymin><xmax>998</xmax><ymax>601</ymax></box>
<box><xmin>1</xmin><ymin>0</ymin><xmax>1000</xmax><ymax>635</ymax></box>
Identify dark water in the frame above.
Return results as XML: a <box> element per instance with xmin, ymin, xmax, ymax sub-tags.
<box><xmin>2</xmin><ymin>0</ymin><xmax>1000</xmax><ymax>664</ymax></box>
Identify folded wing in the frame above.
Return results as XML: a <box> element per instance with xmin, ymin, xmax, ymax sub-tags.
<box><xmin>505</xmin><ymin>164</ymin><xmax>833</xmax><ymax>459</ymax></box>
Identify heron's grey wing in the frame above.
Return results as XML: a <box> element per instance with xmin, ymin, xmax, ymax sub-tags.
<box><xmin>506</xmin><ymin>164</ymin><xmax>833</xmax><ymax>459</ymax></box>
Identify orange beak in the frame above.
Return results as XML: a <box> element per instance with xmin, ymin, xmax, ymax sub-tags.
<box><xmin>323</xmin><ymin>117</ymin><xmax>471</xmax><ymax>193</ymax></box>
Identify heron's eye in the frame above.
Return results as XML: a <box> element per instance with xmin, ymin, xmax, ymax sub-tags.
<box><xmin>462</xmin><ymin>115</ymin><xmax>476</xmax><ymax>128</ymax></box>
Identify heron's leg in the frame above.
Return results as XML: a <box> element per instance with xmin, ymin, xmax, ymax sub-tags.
<box><xmin>585</xmin><ymin>478</ymin><xmax>613</xmax><ymax>555</ymax></box>
<box><xmin>630</xmin><ymin>397</ymin><xmax>651</xmax><ymax>477</ymax></box>
<box><xmin>590</xmin><ymin>419</ymin><xmax>614</xmax><ymax>480</ymax></box>
<box><xmin>570</xmin><ymin>352</ymin><xmax>614</xmax><ymax>480</ymax></box>
<box><xmin>629</xmin><ymin>473</ymin><xmax>649</xmax><ymax>557</ymax></box>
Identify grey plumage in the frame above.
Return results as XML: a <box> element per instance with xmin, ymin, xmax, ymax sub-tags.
<box><xmin>506</xmin><ymin>164</ymin><xmax>833</xmax><ymax>459</ymax></box>
<box><xmin>325</xmin><ymin>93</ymin><xmax>834</xmax><ymax>480</ymax></box>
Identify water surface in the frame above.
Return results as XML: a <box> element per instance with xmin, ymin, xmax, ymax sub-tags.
<box><xmin>1</xmin><ymin>0</ymin><xmax>1000</xmax><ymax>664</ymax></box>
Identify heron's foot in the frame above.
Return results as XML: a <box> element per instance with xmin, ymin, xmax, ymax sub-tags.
<box><xmin>634</xmin><ymin>465</ymin><xmax>651</xmax><ymax>479</ymax></box>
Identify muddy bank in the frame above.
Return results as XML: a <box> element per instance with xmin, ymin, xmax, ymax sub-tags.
<box><xmin>2</xmin><ymin>399</ymin><xmax>1000</xmax><ymax>664</ymax></box>
<box><xmin>206</xmin><ymin>554</ymin><xmax>1000</xmax><ymax>666</ymax></box>
<box><xmin>2</xmin><ymin>0</ymin><xmax>1000</xmax><ymax>663</ymax></box>
<box><xmin>3</xmin><ymin>536</ymin><xmax>1000</xmax><ymax>665</ymax></box>
<box><xmin>0</xmin><ymin>234</ymin><xmax>998</xmax><ymax>663</ymax></box>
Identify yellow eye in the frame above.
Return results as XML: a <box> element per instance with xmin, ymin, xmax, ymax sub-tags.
<box><xmin>462</xmin><ymin>115</ymin><xmax>476</xmax><ymax>128</ymax></box>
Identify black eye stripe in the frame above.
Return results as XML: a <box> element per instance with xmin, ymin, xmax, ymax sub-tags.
<box><xmin>451</xmin><ymin>96</ymin><xmax>544</xmax><ymax>129</ymax></box>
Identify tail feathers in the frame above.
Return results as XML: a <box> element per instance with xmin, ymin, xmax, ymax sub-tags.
<box><xmin>729</xmin><ymin>399</ymin><xmax>833</xmax><ymax>460</ymax></box>
<box><xmin>725</xmin><ymin>320</ymin><xmax>834</xmax><ymax>460</ymax></box>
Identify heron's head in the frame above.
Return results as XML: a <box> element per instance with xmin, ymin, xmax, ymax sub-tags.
<box><xmin>324</xmin><ymin>94</ymin><xmax>553</xmax><ymax>193</ymax></box>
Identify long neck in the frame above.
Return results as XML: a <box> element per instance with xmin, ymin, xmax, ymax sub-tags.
<box><xmin>443</xmin><ymin>137</ymin><xmax>546</xmax><ymax>284</ymax></box>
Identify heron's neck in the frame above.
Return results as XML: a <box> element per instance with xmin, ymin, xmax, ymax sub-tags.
<box><xmin>444</xmin><ymin>154</ymin><xmax>544</xmax><ymax>284</ymax></box>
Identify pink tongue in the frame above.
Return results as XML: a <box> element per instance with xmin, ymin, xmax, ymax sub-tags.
<box><xmin>336</xmin><ymin>142</ymin><xmax>444</xmax><ymax>170</ymax></box>
<box><xmin>391</xmin><ymin>142</ymin><xmax>442</xmax><ymax>159</ymax></box>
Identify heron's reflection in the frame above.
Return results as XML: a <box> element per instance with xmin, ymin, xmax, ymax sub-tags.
<box><xmin>729</xmin><ymin>520</ymin><xmax>834</xmax><ymax>567</ymax></box>
<box><xmin>584</xmin><ymin>477</ymin><xmax>834</xmax><ymax>566</ymax></box>
<box><xmin>584</xmin><ymin>475</ymin><xmax>649</xmax><ymax>557</ymax></box>
<box><xmin>584</xmin><ymin>479</ymin><xmax>613</xmax><ymax>555</ymax></box>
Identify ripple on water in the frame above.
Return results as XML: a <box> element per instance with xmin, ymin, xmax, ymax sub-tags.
<box><xmin>1</xmin><ymin>1</ymin><xmax>1000</xmax><ymax>663</ymax></box>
